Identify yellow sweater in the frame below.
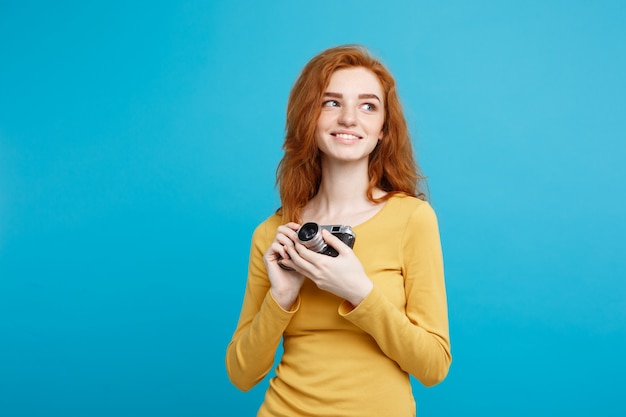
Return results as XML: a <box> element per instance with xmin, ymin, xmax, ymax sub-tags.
<box><xmin>226</xmin><ymin>194</ymin><xmax>451</xmax><ymax>417</ymax></box>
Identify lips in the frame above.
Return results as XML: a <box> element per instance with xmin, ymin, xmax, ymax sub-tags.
<box><xmin>331</xmin><ymin>132</ymin><xmax>363</xmax><ymax>140</ymax></box>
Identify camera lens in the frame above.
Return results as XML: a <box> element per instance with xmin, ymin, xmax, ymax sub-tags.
<box><xmin>297</xmin><ymin>222</ymin><xmax>327</xmax><ymax>253</ymax></box>
<box><xmin>298</xmin><ymin>222</ymin><xmax>319</xmax><ymax>241</ymax></box>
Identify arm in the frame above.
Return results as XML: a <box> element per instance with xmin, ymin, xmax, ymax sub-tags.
<box><xmin>225</xmin><ymin>220</ymin><xmax>300</xmax><ymax>391</ymax></box>
<box><xmin>339</xmin><ymin>203</ymin><xmax>452</xmax><ymax>386</ymax></box>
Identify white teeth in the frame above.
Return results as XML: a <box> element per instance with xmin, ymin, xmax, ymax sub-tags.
<box><xmin>335</xmin><ymin>133</ymin><xmax>359</xmax><ymax>140</ymax></box>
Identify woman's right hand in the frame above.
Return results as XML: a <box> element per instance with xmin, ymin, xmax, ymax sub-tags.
<box><xmin>263</xmin><ymin>222</ymin><xmax>305</xmax><ymax>310</ymax></box>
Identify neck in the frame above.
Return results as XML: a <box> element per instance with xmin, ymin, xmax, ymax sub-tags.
<box><xmin>306</xmin><ymin>159</ymin><xmax>377</xmax><ymax>222</ymax></box>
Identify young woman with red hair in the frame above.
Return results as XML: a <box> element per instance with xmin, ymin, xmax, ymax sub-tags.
<box><xmin>226</xmin><ymin>44</ymin><xmax>451</xmax><ymax>417</ymax></box>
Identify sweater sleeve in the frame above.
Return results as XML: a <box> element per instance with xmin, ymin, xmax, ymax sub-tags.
<box><xmin>225</xmin><ymin>219</ymin><xmax>299</xmax><ymax>391</ymax></box>
<box><xmin>339</xmin><ymin>202</ymin><xmax>451</xmax><ymax>386</ymax></box>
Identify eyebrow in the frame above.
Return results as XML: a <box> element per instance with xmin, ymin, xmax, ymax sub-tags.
<box><xmin>323</xmin><ymin>92</ymin><xmax>382</xmax><ymax>102</ymax></box>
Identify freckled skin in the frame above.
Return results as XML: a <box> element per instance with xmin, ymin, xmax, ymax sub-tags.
<box><xmin>315</xmin><ymin>67</ymin><xmax>385</xmax><ymax>165</ymax></box>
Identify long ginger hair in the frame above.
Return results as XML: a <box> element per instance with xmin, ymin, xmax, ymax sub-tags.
<box><xmin>276</xmin><ymin>44</ymin><xmax>427</xmax><ymax>223</ymax></box>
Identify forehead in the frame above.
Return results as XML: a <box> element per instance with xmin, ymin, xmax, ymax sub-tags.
<box><xmin>326</xmin><ymin>67</ymin><xmax>383</xmax><ymax>95</ymax></box>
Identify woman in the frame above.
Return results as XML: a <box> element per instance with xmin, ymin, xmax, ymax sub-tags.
<box><xmin>226</xmin><ymin>44</ymin><xmax>451</xmax><ymax>417</ymax></box>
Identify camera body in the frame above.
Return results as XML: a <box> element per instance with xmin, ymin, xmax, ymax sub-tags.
<box><xmin>297</xmin><ymin>222</ymin><xmax>356</xmax><ymax>257</ymax></box>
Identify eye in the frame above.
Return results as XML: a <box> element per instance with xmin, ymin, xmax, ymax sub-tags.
<box><xmin>361</xmin><ymin>103</ymin><xmax>377</xmax><ymax>111</ymax></box>
<box><xmin>322</xmin><ymin>100</ymin><xmax>340</xmax><ymax>107</ymax></box>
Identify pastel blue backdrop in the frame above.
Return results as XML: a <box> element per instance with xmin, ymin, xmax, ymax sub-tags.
<box><xmin>1</xmin><ymin>1</ymin><xmax>624</xmax><ymax>416</ymax></box>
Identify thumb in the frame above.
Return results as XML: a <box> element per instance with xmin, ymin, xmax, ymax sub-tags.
<box><xmin>321</xmin><ymin>229</ymin><xmax>354</xmax><ymax>255</ymax></box>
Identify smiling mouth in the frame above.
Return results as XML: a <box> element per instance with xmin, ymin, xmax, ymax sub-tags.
<box><xmin>332</xmin><ymin>133</ymin><xmax>362</xmax><ymax>140</ymax></box>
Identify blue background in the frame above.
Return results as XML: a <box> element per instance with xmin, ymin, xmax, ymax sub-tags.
<box><xmin>1</xmin><ymin>1</ymin><xmax>625</xmax><ymax>416</ymax></box>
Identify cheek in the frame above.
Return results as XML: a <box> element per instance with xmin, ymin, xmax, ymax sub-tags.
<box><xmin>316</xmin><ymin>112</ymin><xmax>332</xmax><ymax>127</ymax></box>
<box><xmin>375</xmin><ymin>118</ymin><xmax>385</xmax><ymax>138</ymax></box>
<box><xmin>313</xmin><ymin>126</ymin><xmax>326</xmax><ymax>149</ymax></box>
<box><xmin>315</xmin><ymin>113</ymin><xmax>334</xmax><ymax>137</ymax></box>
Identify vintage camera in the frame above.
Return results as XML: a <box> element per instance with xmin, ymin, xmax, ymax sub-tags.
<box><xmin>296</xmin><ymin>222</ymin><xmax>356</xmax><ymax>257</ymax></box>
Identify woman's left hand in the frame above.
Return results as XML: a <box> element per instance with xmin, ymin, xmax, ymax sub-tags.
<box><xmin>283</xmin><ymin>229</ymin><xmax>373</xmax><ymax>306</ymax></box>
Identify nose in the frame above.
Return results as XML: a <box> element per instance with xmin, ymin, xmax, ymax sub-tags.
<box><xmin>338</xmin><ymin>105</ymin><xmax>356</xmax><ymax>126</ymax></box>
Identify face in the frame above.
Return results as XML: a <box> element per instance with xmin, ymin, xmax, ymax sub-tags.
<box><xmin>314</xmin><ymin>67</ymin><xmax>385</xmax><ymax>164</ymax></box>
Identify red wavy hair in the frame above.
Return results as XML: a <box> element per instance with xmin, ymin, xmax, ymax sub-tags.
<box><xmin>276</xmin><ymin>44</ymin><xmax>427</xmax><ymax>222</ymax></box>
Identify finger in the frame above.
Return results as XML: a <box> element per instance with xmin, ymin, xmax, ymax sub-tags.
<box><xmin>278</xmin><ymin>222</ymin><xmax>301</xmax><ymax>233</ymax></box>
<box><xmin>275</xmin><ymin>232</ymin><xmax>296</xmax><ymax>248</ymax></box>
<box><xmin>321</xmin><ymin>229</ymin><xmax>352</xmax><ymax>255</ymax></box>
<box><xmin>277</xmin><ymin>258</ymin><xmax>295</xmax><ymax>271</ymax></box>
<box><xmin>277</xmin><ymin>223</ymin><xmax>301</xmax><ymax>243</ymax></box>
<box><xmin>267</xmin><ymin>241</ymin><xmax>289</xmax><ymax>261</ymax></box>
<box><xmin>292</xmin><ymin>241</ymin><xmax>324</xmax><ymax>268</ymax></box>
<box><xmin>284</xmin><ymin>222</ymin><xmax>301</xmax><ymax>231</ymax></box>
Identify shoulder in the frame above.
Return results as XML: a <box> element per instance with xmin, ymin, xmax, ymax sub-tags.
<box><xmin>387</xmin><ymin>193</ymin><xmax>437</xmax><ymax>219</ymax></box>
<box><xmin>381</xmin><ymin>194</ymin><xmax>440</xmax><ymax>239</ymax></box>
<box><xmin>393</xmin><ymin>197</ymin><xmax>441</xmax><ymax>249</ymax></box>
<box><xmin>251</xmin><ymin>212</ymin><xmax>283</xmax><ymax>241</ymax></box>
<box><xmin>247</xmin><ymin>212</ymin><xmax>282</xmax><ymax>253</ymax></box>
